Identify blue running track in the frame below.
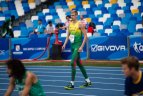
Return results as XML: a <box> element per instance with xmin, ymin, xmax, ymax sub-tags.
<box><xmin>0</xmin><ymin>66</ymin><xmax>125</xmax><ymax>96</ymax></box>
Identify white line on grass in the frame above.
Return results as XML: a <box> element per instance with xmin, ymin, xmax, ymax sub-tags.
<box><xmin>0</xmin><ymin>78</ymin><xmax>124</xmax><ymax>86</ymax></box>
<box><xmin>0</xmin><ymin>74</ymin><xmax>125</xmax><ymax>80</ymax></box>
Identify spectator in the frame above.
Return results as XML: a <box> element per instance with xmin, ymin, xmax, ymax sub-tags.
<box><xmin>29</xmin><ymin>19</ymin><xmax>45</xmax><ymax>36</ymax></box>
<box><xmin>45</xmin><ymin>21</ymin><xmax>55</xmax><ymax>34</ymax></box>
<box><xmin>65</xmin><ymin>15</ymin><xmax>71</xmax><ymax>29</ymax></box>
<box><xmin>79</xmin><ymin>15</ymin><xmax>87</xmax><ymax>27</ymax></box>
<box><xmin>59</xmin><ymin>15</ymin><xmax>71</xmax><ymax>33</ymax></box>
<box><xmin>57</xmin><ymin>23</ymin><xmax>66</xmax><ymax>34</ymax></box>
<box><xmin>35</xmin><ymin>19</ymin><xmax>45</xmax><ymax>34</ymax></box>
<box><xmin>1</xmin><ymin>15</ymin><xmax>15</xmax><ymax>38</ymax></box>
<box><xmin>88</xmin><ymin>22</ymin><xmax>95</xmax><ymax>35</ymax></box>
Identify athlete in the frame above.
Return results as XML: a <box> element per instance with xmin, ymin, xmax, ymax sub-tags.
<box><xmin>62</xmin><ymin>9</ymin><xmax>91</xmax><ymax>90</ymax></box>
<box><xmin>121</xmin><ymin>56</ymin><xmax>143</xmax><ymax>96</ymax></box>
<box><xmin>4</xmin><ymin>59</ymin><xmax>46</xmax><ymax>96</ymax></box>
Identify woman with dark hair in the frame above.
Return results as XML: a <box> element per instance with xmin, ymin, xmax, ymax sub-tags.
<box><xmin>4</xmin><ymin>59</ymin><xmax>45</xmax><ymax>96</ymax></box>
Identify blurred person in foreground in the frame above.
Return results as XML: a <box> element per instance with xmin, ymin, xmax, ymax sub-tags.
<box><xmin>4</xmin><ymin>59</ymin><xmax>45</xmax><ymax>96</ymax></box>
<box><xmin>121</xmin><ymin>56</ymin><xmax>143</xmax><ymax>96</ymax></box>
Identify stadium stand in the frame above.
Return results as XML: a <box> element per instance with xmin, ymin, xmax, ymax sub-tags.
<box><xmin>0</xmin><ymin>0</ymin><xmax>142</xmax><ymax>38</ymax></box>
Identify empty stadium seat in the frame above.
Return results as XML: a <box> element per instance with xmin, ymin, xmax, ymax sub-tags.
<box><xmin>0</xmin><ymin>0</ymin><xmax>142</xmax><ymax>38</ymax></box>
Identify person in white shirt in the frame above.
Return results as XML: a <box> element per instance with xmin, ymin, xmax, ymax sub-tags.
<box><xmin>65</xmin><ymin>15</ymin><xmax>71</xmax><ymax>29</ymax></box>
<box><xmin>60</xmin><ymin>15</ymin><xmax>71</xmax><ymax>33</ymax></box>
<box><xmin>79</xmin><ymin>15</ymin><xmax>87</xmax><ymax>28</ymax></box>
<box><xmin>45</xmin><ymin>21</ymin><xmax>55</xmax><ymax>34</ymax></box>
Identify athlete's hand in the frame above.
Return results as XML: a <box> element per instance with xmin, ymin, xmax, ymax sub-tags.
<box><xmin>78</xmin><ymin>47</ymin><xmax>83</xmax><ymax>52</ymax></box>
<box><xmin>62</xmin><ymin>45</ymin><xmax>65</xmax><ymax>51</ymax></box>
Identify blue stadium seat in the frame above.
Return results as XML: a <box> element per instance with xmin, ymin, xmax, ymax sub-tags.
<box><xmin>101</xmin><ymin>7</ymin><xmax>108</xmax><ymax>13</ymax></box>
<box><xmin>10</xmin><ymin>10</ymin><xmax>18</xmax><ymax>19</ymax></box>
<box><xmin>1</xmin><ymin>1</ymin><xmax>8</xmax><ymax>7</ymax></box>
<box><xmin>19</xmin><ymin>22</ymin><xmax>26</xmax><ymax>27</ymax></box>
<box><xmin>22</xmin><ymin>3</ymin><xmax>30</xmax><ymax>13</ymax></box>
<box><xmin>92</xmin><ymin>18</ymin><xmax>98</xmax><ymax>24</ymax></box>
<box><xmin>133</xmin><ymin>13</ymin><xmax>142</xmax><ymax>21</ymax></box>
<box><xmin>0</xmin><ymin>21</ymin><xmax>4</xmax><ymax>26</ymax></box>
<box><xmin>8</xmin><ymin>2</ymin><xmax>16</xmax><ymax>10</ymax></box>
<box><xmin>112</xmin><ymin>25</ymin><xmax>120</xmax><ymax>30</ymax></box>
<box><xmin>104</xmin><ymin>18</ymin><xmax>113</xmax><ymax>26</ymax></box>
<box><xmin>62</xmin><ymin>5</ymin><xmax>68</xmax><ymax>9</ymax></box>
<box><xmin>28</xmin><ymin>27</ymin><xmax>34</xmax><ymax>33</ymax></box>
<box><xmin>128</xmin><ymin>20</ymin><xmax>136</xmax><ymax>33</ymax></box>
<box><xmin>139</xmin><ymin>6</ymin><xmax>143</xmax><ymax>12</ymax></box>
<box><xmin>137</xmin><ymin>29</ymin><xmax>143</xmax><ymax>33</ymax></box>
<box><xmin>108</xmin><ymin>7</ymin><xmax>116</xmax><ymax>14</ymax></box>
<box><xmin>98</xmin><ymin>29</ymin><xmax>105</xmax><ymax>34</ymax></box>
<box><xmin>29</xmin><ymin>33</ymin><xmax>38</xmax><ymax>39</ymax></box>
<box><xmin>121</xmin><ymin>29</ymin><xmax>131</xmax><ymax>36</ymax></box>
<box><xmin>121</xmin><ymin>13</ymin><xmax>132</xmax><ymax>24</ymax></box>
<box><xmin>60</xmin><ymin>1</ymin><xmax>67</xmax><ymax>5</ymax></box>
<box><xmin>20</xmin><ymin>27</ymin><xmax>29</xmax><ymax>37</ymax></box>
<box><xmin>13</xmin><ymin>26</ymin><xmax>20</xmax><ymax>30</ymax></box>
<box><xmin>124</xmin><ymin>0</ymin><xmax>132</xmax><ymax>3</ymax></box>
<box><xmin>33</xmin><ymin>20</ymin><xmax>38</xmax><ymax>28</ymax></box>
<box><xmin>112</xmin><ymin>4</ymin><xmax>119</xmax><ymax>9</ymax></box>
<box><xmin>49</xmin><ymin>5</ymin><xmax>55</xmax><ymax>9</ymax></box>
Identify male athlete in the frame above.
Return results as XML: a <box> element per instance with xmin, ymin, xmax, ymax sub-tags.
<box><xmin>62</xmin><ymin>9</ymin><xmax>91</xmax><ymax>90</ymax></box>
<box><xmin>121</xmin><ymin>56</ymin><xmax>143</xmax><ymax>96</ymax></box>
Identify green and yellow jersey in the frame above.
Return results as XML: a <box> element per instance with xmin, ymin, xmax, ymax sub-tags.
<box><xmin>69</xmin><ymin>21</ymin><xmax>82</xmax><ymax>44</ymax></box>
<box><xmin>15</xmin><ymin>71</ymin><xmax>46</xmax><ymax>96</ymax></box>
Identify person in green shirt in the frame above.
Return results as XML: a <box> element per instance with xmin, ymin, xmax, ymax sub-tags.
<box><xmin>4</xmin><ymin>59</ymin><xmax>46</xmax><ymax>96</ymax></box>
<box><xmin>62</xmin><ymin>9</ymin><xmax>92</xmax><ymax>90</ymax></box>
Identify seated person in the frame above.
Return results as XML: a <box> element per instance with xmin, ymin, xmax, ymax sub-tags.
<box><xmin>79</xmin><ymin>15</ymin><xmax>87</xmax><ymax>28</ymax></box>
<box><xmin>56</xmin><ymin>23</ymin><xmax>66</xmax><ymax>34</ymax></box>
<box><xmin>88</xmin><ymin>22</ymin><xmax>95</xmax><ymax>35</ymax></box>
<box><xmin>44</xmin><ymin>21</ymin><xmax>55</xmax><ymax>34</ymax></box>
<box><xmin>121</xmin><ymin>56</ymin><xmax>143</xmax><ymax>96</ymax></box>
<box><xmin>30</xmin><ymin>19</ymin><xmax>45</xmax><ymax>36</ymax></box>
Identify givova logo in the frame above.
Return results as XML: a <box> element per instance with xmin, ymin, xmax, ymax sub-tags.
<box><xmin>91</xmin><ymin>44</ymin><xmax>126</xmax><ymax>52</ymax></box>
<box><xmin>133</xmin><ymin>42</ymin><xmax>143</xmax><ymax>53</ymax></box>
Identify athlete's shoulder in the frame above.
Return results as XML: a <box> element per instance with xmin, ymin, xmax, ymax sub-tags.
<box><xmin>26</xmin><ymin>71</ymin><xmax>35</xmax><ymax>79</ymax></box>
<box><xmin>78</xmin><ymin>21</ymin><xmax>85</xmax><ymax>28</ymax></box>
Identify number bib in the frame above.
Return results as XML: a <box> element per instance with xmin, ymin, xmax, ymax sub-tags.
<box><xmin>69</xmin><ymin>35</ymin><xmax>75</xmax><ymax>43</ymax></box>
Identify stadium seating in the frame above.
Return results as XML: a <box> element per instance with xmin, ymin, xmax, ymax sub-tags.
<box><xmin>0</xmin><ymin>0</ymin><xmax>142</xmax><ymax>37</ymax></box>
